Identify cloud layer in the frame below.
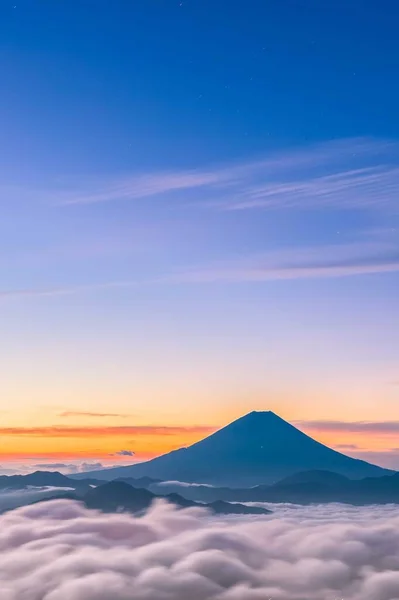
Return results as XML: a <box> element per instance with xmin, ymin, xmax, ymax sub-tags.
<box><xmin>2</xmin><ymin>499</ymin><xmax>399</xmax><ymax>599</ymax></box>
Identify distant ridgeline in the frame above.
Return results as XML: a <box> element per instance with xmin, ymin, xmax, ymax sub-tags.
<box><xmin>3</xmin><ymin>465</ymin><xmax>399</xmax><ymax>512</ymax></box>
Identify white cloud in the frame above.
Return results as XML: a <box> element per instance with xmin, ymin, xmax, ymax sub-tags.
<box><xmin>156</xmin><ymin>480</ymin><xmax>216</xmax><ymax>488</ymax></box>
<box><xmin>1</xmin><ymin>499</ymin><xmax>399</xmax><ymax>599</ymax></box>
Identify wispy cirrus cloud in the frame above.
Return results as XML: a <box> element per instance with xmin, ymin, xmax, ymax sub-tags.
<box><xmin>1</xmin><ymin>238</ymin><xmax>398</xmax><ymax>302</ymax></box>
<box><xmin>1</xmin><ymin>136</ymin><xmax>398</xmax><ymax>305</ymax></box>
<box><xmin>8</xmin><ymin>136</ymin><xmax>396</xmax><ymax>212</ymax></box>
<box><xmin>223</xmin><ymin>165</ymin><xmax>399</xmax><ymax>212</ymax></box>
<box><xmin>57</xmin><ymin>170</ymin><xmax>226</xmax><ymax>206</ymax></box>
<box><xmin>59</xmin><ymin>136</ymin><xmax>399</xmax><ymax>213</ymax></box>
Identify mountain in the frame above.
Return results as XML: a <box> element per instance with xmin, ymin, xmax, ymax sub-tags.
<box><xmin>84</xmin><ymin>482</ymin><xmax>155</xmax><ymax>512</ymax></box>
<box><xmin>242</xmin><ymin>470</ymin><xmax>399</xmax><ymax>505</ymax></box>
<box><xmin>114</xmin><ymin>476</ymin><xmax>161</xmax><ymax>488</ymax></box>
<box><xmin>0</xmin><ymin>471</ymin><xmax>96</xmax><ymax>493</ymax></box>
<box><xmin>74</xmin><ymin>411</ymin><xmax>393</xmax><ymax>487</ymax></box>
<box><xmin>151</xmin><ymin>469</ymin><xmax>399</xmax><ymax>506</ymax></box>
<box><xmin>273</xmin><ymin>469</ymin><xmax>350</xmax><ymax>488</ymax></box>
<box><xmin>0</xmin><ymin>471</ymin><xmax>72</xmax><ymax>490</ymax></box>
<box><xmin>82</xmin><ymin>482</ymin><xmax>272</xmax><ymax>515</ymax></box>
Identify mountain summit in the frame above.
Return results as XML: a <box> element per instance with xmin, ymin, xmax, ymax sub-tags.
<box><xmin>78</xmin><ymin>411</ymin><xmax>392</xmax><ymax>486</ymax></box>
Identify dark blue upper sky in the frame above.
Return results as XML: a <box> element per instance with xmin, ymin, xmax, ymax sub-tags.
<box><xmin>1</xmin><ymin>1</ymin><xmax>399</xmax><ymax>466</ymax></box>
<box><xmin>2</xmin><ymin>0</ymin><xmax>399</xmax><ymax>176</ymax></box>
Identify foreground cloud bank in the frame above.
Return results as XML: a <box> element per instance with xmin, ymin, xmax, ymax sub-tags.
<box><xmin>1</xmin><ymin>500</ymin><xmax>399</xmax><ymax>600</ymax></box>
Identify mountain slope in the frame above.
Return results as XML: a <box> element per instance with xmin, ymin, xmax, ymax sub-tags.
<box><xmin>76</xmin><ymin>411</ymin><xmax>393</xmax><ymax>486</ymax></box>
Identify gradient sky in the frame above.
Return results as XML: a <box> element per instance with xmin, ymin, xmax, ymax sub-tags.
<box><xmin>1</xmin><ymin>0</ymin><xmax>398</xmax><ymax>473</ymax></box>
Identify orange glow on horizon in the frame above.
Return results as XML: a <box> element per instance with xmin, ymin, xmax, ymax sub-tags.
<box><xmin>0</xmin><ymin>423</ymin><xmax>218</xmax><ymax>462</ymax></box>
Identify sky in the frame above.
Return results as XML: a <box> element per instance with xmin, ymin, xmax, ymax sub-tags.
<box><xmin>0</xmin><ymin>0</ymin><xmax>398</xmax><ymax>473</ymax></box>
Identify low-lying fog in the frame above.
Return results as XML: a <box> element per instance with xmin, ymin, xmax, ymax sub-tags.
<box><xmin>1</xmin><ymin>498</ymin><xmax>399</xmax><ymax>599</ymax></box>
<box><xmin>0</xmin><ymin>487</ymin><xmax>74</xmax><ymax>513</ymax></box>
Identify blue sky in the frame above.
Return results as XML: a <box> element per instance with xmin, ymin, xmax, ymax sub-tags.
<box><xmin>0</xmin><ymin>0</ymin><xmax>398</xmax><ymax>469</ymax></box>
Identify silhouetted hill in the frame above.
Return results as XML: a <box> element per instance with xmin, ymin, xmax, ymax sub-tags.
<box><xmin>82</xmin><ymin>481</ymin><xmax>272</xmax><ymax>515</ymax></box>
<box><xmin>114</xmin><ymin>476</ymin><xmax>161</xmax><ymax>488</ymax></box>
<box><xmin>0</xmin><ymin>471</ymin><xmax>94</xmax><ymax>493</ymax></box>
<box><xmin>272</xmin><ymin>470</ymin><xmax>349</xmax><ymax>488</ymax></box>
<box><xmin>208</xmin><ymin>500</ymin><xmax>271</xmax><ymax>515</ymax></box>
<box><xmin>151</xmin><ymin>469</ymin><xmax>399</xmax><ymax>505</ymax></box>
<box><xmin>84</xmin><ymin>481</ymin><xmax>154</xmax><ymax>512</ymax></box>
<box><xmin>75</xmin><ymin>411</ymin><xmax>393</xmax><ymax>486</ymax></box>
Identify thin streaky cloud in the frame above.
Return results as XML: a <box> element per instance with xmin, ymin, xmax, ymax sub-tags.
<box><xmin>224</xmin><ymin>167</ymin><xmax>399</xmax><ymax>210</ymax></box>
<box><xmin>58</xmin><ymin>171</ymin><xmax>225</xmax><ymax>206</ymax></box>
<box><xmin>0</xmin><ymin>280</ymin><xmax>142</xmax><ymax>300</ymax></box>
<box><xmin>167</xmin><ymin>241</ymin><xmax>399</xmax><ymax>284</ymax></box>
<box><xmin>1</xmin><ymin>241</ymin><xmax>399</xmax><ymax>301</ymax></box>
<box><xmin>10</xmin><ymin>136</ymin><xmax>394</xmax><ymax>209</ymax></box>
<box><xmin>59</xmin><ymin>411</ymin><xmax>129</xmax><ymax>419</ymax></box>
<box><xmin>34</xmin><ymin>463</ymin><xmax>76</xmax><ymax>469</ymax></box>
<box><xmin>222</xmin><ymin>165</ymin><xmax>399</xmax><ymax>212</ymax></box>
<box><xmin>169</xmin><ymin>261</ymin><xmax>399</xmax><ymax>283</ymax></box>
<box><xmin>0</xmin><ymin>425</ymin><xmax>216</xmax><ymax>438</ymax></box>
<box><xmin>296</xmin><ymin>420</ymin><xmax>399</xmax><ymax>434</ymax></box>
<box><xmin>334</xmin><ymin>444</ymin><xmax>362</xmax><ymax>450</ymax></box>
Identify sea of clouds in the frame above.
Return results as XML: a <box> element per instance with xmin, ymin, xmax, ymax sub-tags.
<box><xmin>1</xmin><ymin>499</ymin><xmax>399</xmax><ymax>599</ymax></box>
